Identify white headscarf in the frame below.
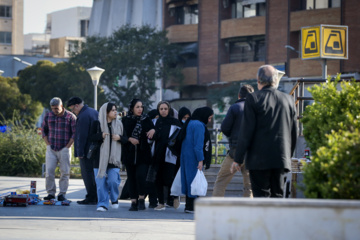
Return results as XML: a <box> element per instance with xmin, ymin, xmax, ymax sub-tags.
<box><xmin>97</xmin><ymin>102</ymin><xmax>123</xmax><ymax>178</ymax></box>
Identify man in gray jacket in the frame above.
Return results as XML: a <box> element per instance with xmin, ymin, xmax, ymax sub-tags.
<box><xmin>213</xmin><ymin>85</ymin><xmax>254</xmax><ymax>197</ymax></box>
<box><xmin>231</xmin><ymin>65</ymin><xmax>297</xmax><ymax>197</ymax></box>
<box><xmin>67</xmin><ymin>97</ymin><xmax>98</xmax><ymax>204</ymax></box>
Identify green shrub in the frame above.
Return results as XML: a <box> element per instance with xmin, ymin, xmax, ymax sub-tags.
<box><xmin>0</xmin><ymin>116</ymin><xmax>46</xmax><ymax>176</ymax></box>
<box><xmin>301</xmin><ymin>74</ymin><xmax>360</xmax><ymax>151</ymax></box>
<box><xmin>302</xmin><ymin>130</ymin><xmax>360</xmax><ymax>199</ymax></box>
<box><xmin>301</xmin><ymin>75</ymin><xmax>360</xmax><ymax>199</ymax></box>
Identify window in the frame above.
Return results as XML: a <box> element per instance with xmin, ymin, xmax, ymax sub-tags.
<box><xmin>305</xmin><ymin>0</ymin><xmax>340</xmax><ymax>9</ymax></box>
<box><xmin>174</xmin><ymin>4</ymin><xmax>198</xmax><ymax>25</ymax></box>
<box><xmin>178</xmin><ymin>43</ymin><xmax>198</xmax><ymax>67</ymax></box>
<box><xmin>0</xmin><ymin>5</ymin><xmax>12</xmax><ymax>18</ymax></box>
<box><xmin>80</xmin><ymin>20</ymin><xmax>89</xmax><ymax>37</ymax></box>
<box><xmin>67</xmin><ymin>40</ymin><xmax>79</xmax><ymax>53</ymax></box>
<box><xmin>228</xmin><ymin>36</ymin><xmax>265</xmax><ymax>63</ymax></box>
<box><xmin>231</xmin><ymin>0</ymin><xmax>266</xmax><ymax>19</ymax></box>
<box><xmin>0</xmin><ymin>32</ymin><xmax>11</xmax><ymax>44</ymax></box>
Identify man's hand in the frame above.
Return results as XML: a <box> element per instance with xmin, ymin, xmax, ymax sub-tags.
<box><xmin>230</xmin><ymin>162</ymin><xmax>242</xmax><ymax>174</ymax></box>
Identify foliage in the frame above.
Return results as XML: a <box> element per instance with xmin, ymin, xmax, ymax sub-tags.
<box><xmin>301</xmin><ymin>74</ymin><xmax>360</xmax><ymax>151</ymax></box>
<box><xmin>211</xmin><ymin>131</ymin><xmax>227</xmax><ymax>164</ymax></box>
<box><xmin>208</xmin><ymin>80</ymin><xmax>257</xmax><ymax>122</ymax></box>
<box><xmin>301</xmin><ymin>74</ymin><xmax>360</xmax><ymax>199</ymax></box>
<box><xmin>0</xmin><ymin>114</ymin><xmax>45</xmax><ymax>176</ymax></box>
<box><xmin>17</xmin><ymin>60</ymin><xmax>107</xmax><ymax>109</ymax></box>
<box><xmin>69</xmin><ymin>24</ymin><xmax>183</xmax><ymax>110</ymax></box>
<box><xmin>0</xmin><ymin>76</ymin><xmax>43</xmax><ymax>125</ymax></box>
<box><xmin>302</xmin><ymin>130</ymin><xmax>360</xmax><ymax>199</ymax></box>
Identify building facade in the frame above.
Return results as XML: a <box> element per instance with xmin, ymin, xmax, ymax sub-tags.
<box><xmin>0</xmin><ymin>0</ymin><xmax>23</xmax><ymax>55</ymax></box>
<box><xmin>164</xmin><ymin>0</ymin><xmax>360</xmax><ymax>98</ymax></box>
<box><xmin>88</xmin><ymin>0</ymin><xmax>163</xmax><ymax>37</ymax></box>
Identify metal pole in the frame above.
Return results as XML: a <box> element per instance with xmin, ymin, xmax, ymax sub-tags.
<box><xmin>321</xmin><ymin>59</ymin><xmax>327</xmax><ymax>80</ymax></box>
<box><xmin>215</xmin><ymin>128</ymin><xmax>218</xmax><ymax>164</ymax></box>
<box><xmin>94</xmin><ymin>84</ymin><xmax>97</xmax><ymax>110</ymax></box>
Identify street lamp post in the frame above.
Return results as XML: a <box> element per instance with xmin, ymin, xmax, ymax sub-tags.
<box><xmin>86</xmin><ymin>66</ymin><xmax>105</xmax><ymax>110</ymax></box>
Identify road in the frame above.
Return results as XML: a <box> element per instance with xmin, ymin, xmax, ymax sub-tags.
<box><xmin>0</xmin><ymin>176</ymin><xmax>195</xmax><ymax>240</ymax></box>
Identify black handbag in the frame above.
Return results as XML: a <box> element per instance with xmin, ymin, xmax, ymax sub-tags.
<box><xmin>86</xmin><ymin>123</ymin><xmax>101</xmax><ymax>159</ymax></box>
<box><xmin>168</xmin><ymin>128</ymin><xmax>180</xmax><ymax>147</ymax></box>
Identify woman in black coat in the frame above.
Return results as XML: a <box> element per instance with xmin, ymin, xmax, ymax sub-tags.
<box><xmin>150</xmin><ymin>101</ymin><xmax>181</xmax><ymax>211</ymax></box>
<box><xmin>122</xmin><ymin>99</ymin><xmax>155</xmax><ymax>211</ymax></box>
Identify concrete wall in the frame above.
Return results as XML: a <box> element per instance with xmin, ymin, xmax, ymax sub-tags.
<box><xmin>196</xmin><ymin>198</ymin><xmax>360</xmax><ymax>240</ymax></box>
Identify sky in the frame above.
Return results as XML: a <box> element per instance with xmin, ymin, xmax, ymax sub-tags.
<box><xmin>23</xmin><ymin>0</ymin><xmax>93</xmax><ymax>34</ymax></box>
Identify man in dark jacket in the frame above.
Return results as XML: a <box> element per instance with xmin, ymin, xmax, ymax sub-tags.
<box><xmin>67</xmin><ymin>97</ymin><xmax>98</xmax><ymax>204</ymax></box>
<box><xmin>213</xmin><ymin>85</ymin><xmax>254</xmax><ymax>197</ymax></box>
<box><xmin>231</xmin><ymin>65</ymin><xmax>297</xmax><ymax>198</ymax></box>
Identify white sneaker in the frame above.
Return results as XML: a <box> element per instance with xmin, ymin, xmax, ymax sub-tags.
<box><xmin>111</xmin><ymin>203</ymin><xmax>119</xmax><ymax>209</ymax></box>
<box><xmin>173</xmin><ymin>198</ymin><xmax>180</xmax><ymax>209</ymax></box>
<box><xmin>96</xmin><ymin>206</ymin><xmax>108</xmax><ymax>212</ymax></box>
<box><xmin>154</xmin><ymin>204</ymin><xmax>166</xmax><ymax>211</ymax></box>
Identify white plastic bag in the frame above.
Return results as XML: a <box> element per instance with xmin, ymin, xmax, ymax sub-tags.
<box><xmin>170</xmin><ymin>168</ymin><xmax>183</xmax><ymax>196</ymax></box>
<box><xmin>191</xmin><ymin>169</ymin><xmax>208</xmax><ymax>196</ymax></box>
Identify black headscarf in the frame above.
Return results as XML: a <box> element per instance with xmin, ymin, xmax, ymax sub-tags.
<box><xmin>179</xmin><ymin>106</ymin><xmax>213</xmax><ymax>142</ymax></box>
<box><xmin>191</xmin><ymin>107</ymin><xmax>214</xmax><ymax>125</ymax></box>
<box><xmin>178</xmin><ymin>107</ymin><xmax>191</xmax><ymax>123</ymax></box>
<box><xmin>148</xmin><ymin>109</ymin><xmax>159</xmax><ymax>120</ymax></box>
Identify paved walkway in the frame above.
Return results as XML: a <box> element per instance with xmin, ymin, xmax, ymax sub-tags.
<box><xmin>0</xmin><ymin>176</ymin><xmax>195</xmax><ymax>240</ymax></box>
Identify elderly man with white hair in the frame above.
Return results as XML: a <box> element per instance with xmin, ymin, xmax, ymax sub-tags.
<box><xmin>231</xmin><ymin>65</ymin><xmax>297</xmax><ymax>198</ymax></box>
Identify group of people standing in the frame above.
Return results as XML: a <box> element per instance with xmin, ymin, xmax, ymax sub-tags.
<box><xmin>41</xmin><ymin>64</ymin><xmax>297</xmax><ymax>213</ymax></box>
<box><xmin>42</xmin><ymin>96</ymin><xmax>213</xmax><ymax>213</ymax></box>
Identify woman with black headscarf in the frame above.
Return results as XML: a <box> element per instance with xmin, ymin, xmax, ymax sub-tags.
<box><xmin>150</xmin><ymin>101</ymin><xmax>181</xmax><ymax>211</ymax></box>
<box><xmin>122</xmin><ymin>99</ymin><xmax>155</xmax><ymax>211</ymax></box>
<box><xmin>180</xmin><ymin>106</ymin><xmax>214</xmax><ymax>213</ymax></box>
<box><xmin>178</xmin><ymin>107</ymin><xmax>191</xmax><ymax>125</ymax></box>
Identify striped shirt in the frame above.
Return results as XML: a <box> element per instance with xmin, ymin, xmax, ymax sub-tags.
<box><xmin>42</xmin><ymin>110</ymin><xmax>77</xmax><ymax>151</ymax></box>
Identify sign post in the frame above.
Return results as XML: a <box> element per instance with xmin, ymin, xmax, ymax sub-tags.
<box><xmin>301</xmin><ymin>25</ymin><xmax>348</xmax><ymax>79</ymax></box>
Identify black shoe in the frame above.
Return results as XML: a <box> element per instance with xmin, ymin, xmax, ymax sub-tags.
<box><xmin>138</xmin><ymin>199</ymin><xmax>146</xmax><ymax>210</ymax></box>
<box><xmin>77</xmin><ymin>199</ymin><xmax>97</xmax><ymax>205</ymax></box>
<box><xmin>129</xmin><ymin>202</ymin><xmax>138</xmax><ymax>211</ymax></box>
<box><xmin>43</xmin><ymin>194</ymin><xmax>55</xmax><ymax>200</ymax></box>
<box><xmin>166</xmin><ymin>199</ymin><xmax>174</xmax><ymax>208</ymax></box>
<box><xmin>57</xmin><ymin>195</ymin><xmax>66</xmax><ymax>201</ymax></box>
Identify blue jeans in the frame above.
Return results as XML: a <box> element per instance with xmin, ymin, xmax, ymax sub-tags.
<box><xmin>94</xmin><ymin>168</ymin><xmax>120</xmax><ymax>209</ymax></box>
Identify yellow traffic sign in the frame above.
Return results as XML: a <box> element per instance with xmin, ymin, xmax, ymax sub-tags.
<box><xmin>322</xmin><ymin>25</ymin><xmax>348</xmax><ymax>59</ymax></box>
<box><xmin>302</xmin><ymin>26</ymin><xmax>320</xmax><ymax>59</ymax></box>
<box><xmin>301</xmin><ymin>25</ymin><xmax>348</xmax><ymax>60</ymax></box>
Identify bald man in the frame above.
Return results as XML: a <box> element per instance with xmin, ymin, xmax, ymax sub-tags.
<box><xmin>231</xmin><ymin>65</ymin><xmax>297</xmax><ymax>198</ymax></box>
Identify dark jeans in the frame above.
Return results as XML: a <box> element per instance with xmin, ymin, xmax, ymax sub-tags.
<box><xmin>80</xmin><ymin>157</ymin><xmax>97</xmax><ymax>201</ymax></box>
<box><xmin>125</xmin><ymin>163</ymin><xmax>149</xmax><ymax>199</ymax></box>
<box><xmin>249</xmin><ymin>168</ymin><xmax>287</xmax><ymax>198</ymax></box>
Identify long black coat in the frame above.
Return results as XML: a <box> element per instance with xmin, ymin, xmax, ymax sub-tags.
<box><xmin>121</xmin><ymin>116</ymin><xmax>154</xmax><ymax>165</ymax></box>
<box><xmin>235</xmin><ymin>86</ymin><xmax>297</xmax><ymax>171</ymax></box>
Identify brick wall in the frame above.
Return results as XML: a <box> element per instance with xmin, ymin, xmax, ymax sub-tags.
<box><xmin>198</xmin><ymin>0</ymin><xmax>220</xmax><ymax>84</ymax></box>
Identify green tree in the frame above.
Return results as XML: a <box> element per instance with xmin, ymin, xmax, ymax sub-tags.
<box><xmin>69</xmin><ymin>24</ymin><xmax>183</xmax><ymax>110</ymax></box>
<box><xmin>208</xmin><ymin>80</ymin><xmax>257</xmax><ymax>122</ymax></box>
<box><xmin>17</xmin><ymin>60</ymin><xmax>107</xmax><ymax>109</ymax></box>
<box><xmin>0</xmin><ymin>76</ymin><xmax>43</xmax><ymax>124</ymax></box>
<box><xmin>301</xmin><ymin>74</ymin><xmax>360</xmax><ymax>199</ymax></box>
